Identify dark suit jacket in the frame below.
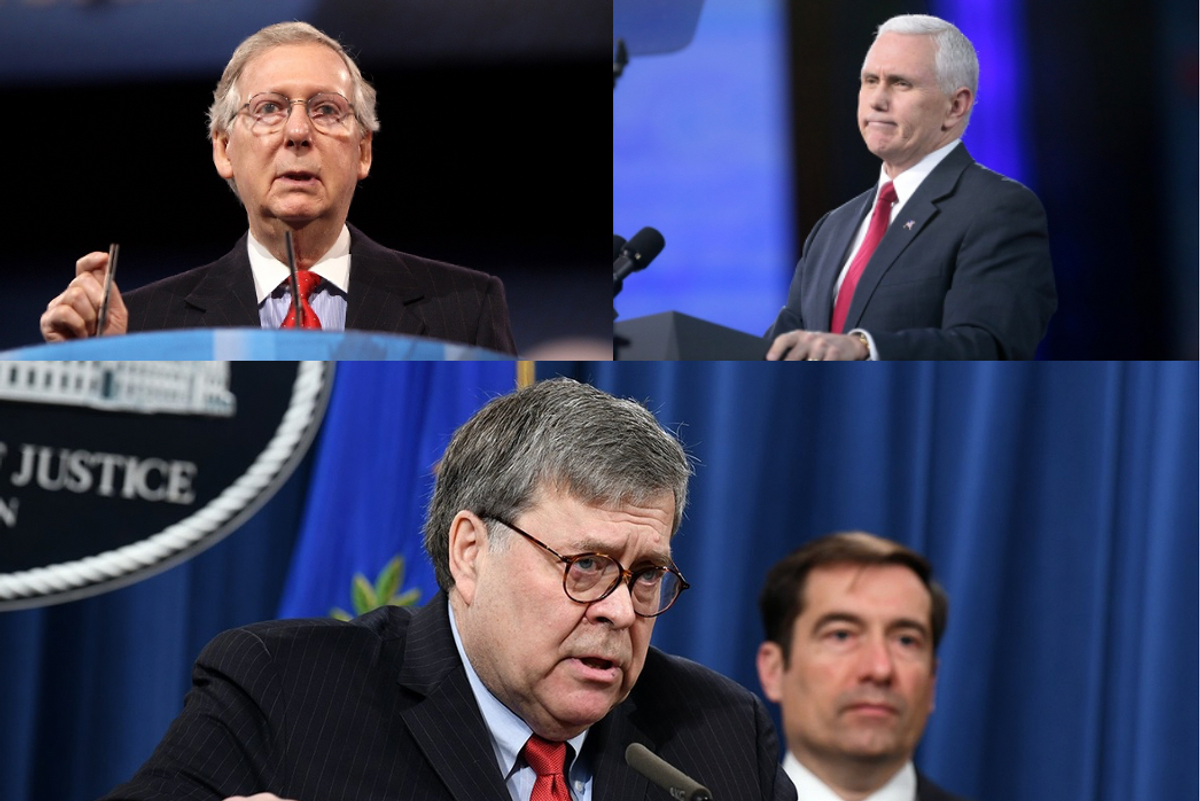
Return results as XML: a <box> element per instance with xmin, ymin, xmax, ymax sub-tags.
<box><xmin>917</xmin><ymin>771</ymin><xmax>975</xmax><ymax>801</ymax></box>
<box><xmin>766</xmin><ymin>143</ymin><xmax>1056</xmax><ymax>359</ymax></box>
<box><xmin>124</xmin><ymin>224</ymin><xmax>517</xmax><ymax>355</ymax></box>
<box><xmin>101</xmin><ymin>593</ymin><xmax>795</xmax><ymax>801</ymax></box>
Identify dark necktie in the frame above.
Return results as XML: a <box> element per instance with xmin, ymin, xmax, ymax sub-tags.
<box><xmin>523</xmin><ymin>735</ymin><xmax>571</xmax><ymax>801</ymax></box>
<box><xmin>281</xmin><ymin>270</ymin><xmax>323</xmax><ymax>330</ymax></box>
<box><xmin>831</xmin><ymin>180</ymin><xmax>897</xmax><ymax>334</ymax></box>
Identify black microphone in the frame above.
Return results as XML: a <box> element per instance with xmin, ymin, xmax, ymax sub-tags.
<box><xmin>613</xmin><ymin>226</ymin><xmax>665</xmax><ymax>294</ymax></box>
<box><xmin>613</xmin><ymin>234</ymin><xmax>627</xmax><ymax>262</ymax></box>
<box><xmin>625</xmin><ymin>743</ymin><xmax>714</xmax><ymax>801</ymax></box>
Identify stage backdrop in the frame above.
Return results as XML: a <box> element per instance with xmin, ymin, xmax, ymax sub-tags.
<box><xmin>0</xmin><ymin>361</ymin><xmax>1195</xmax><ymax>801</ymax></box>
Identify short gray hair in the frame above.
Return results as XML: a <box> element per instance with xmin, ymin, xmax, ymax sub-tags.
<box><xmin>423</xmin><ymin>378</ymin><xmax>693</xmax><ymax>591</ymax></box>
<box><xmin>207</xmin><ymin>21</ymin><xmax>380</xmax><ymax>142</ymax></box>
<box><xmin>875</xmin><ymin>14</ymin><xmax>978</xmax><ymax>123</ymax></box>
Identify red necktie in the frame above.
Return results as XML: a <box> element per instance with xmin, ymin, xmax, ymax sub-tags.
<box><xmin>831</xmin><ymin>181</ymin><xmax>897</xmax><ymax>334</ymax></box>
<box><xmin>524</xmin><ymin>735</ymin><xmax>571</xmax><ymax>801</ymax></box>
<box><xmin>281</xmin><ymin>270</ymin><xmax>323</xmax><ymax>330</ymax></box>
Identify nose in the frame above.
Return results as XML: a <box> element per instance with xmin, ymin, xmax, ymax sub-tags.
<box><xmin>858</xmin><ymin>634</ymin><xmax>896</xmax><ymax>683</ymax></box>
<box><xmin>284</xmin><ymin>100</ymin><xmax>312</xmax><ymax>148</ymax></box>
<box><xmin>585</xmin><ymin>581</ymin><xmax>638</xmax><ymax>629</ymax></box>
<box><xmin>864</xmin><ymin>83</ymin><xmax>888</xmax><ymax>111</ymax></box>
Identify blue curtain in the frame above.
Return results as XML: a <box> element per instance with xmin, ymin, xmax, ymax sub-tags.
<box><xmin>1</xmin><ymin>362</ymin><xmax>1194</xmax><ymax>801</ymax></box>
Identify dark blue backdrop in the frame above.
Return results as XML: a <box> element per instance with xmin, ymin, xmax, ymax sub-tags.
<box><xmin>0</xmin><ymin>361</ymin><xmax>1194</xmax><ymax>801</ymax></box>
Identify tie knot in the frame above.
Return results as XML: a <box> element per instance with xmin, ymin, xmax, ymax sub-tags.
<box><xmin>523</xmin><ymin>735</ymin><xmax>567</xmax><ymax>778</ymax></box>
<box><xmin>289</xmin><ymin>269</ymin><xmax>322</xmax><ymax>299</ymax></box>
<box><xmin>878</xmin><ymin>181</ymin><xmax>897</xmax><ymax>206</ymax></box>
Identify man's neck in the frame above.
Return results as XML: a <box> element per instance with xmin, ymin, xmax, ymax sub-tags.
<box><xmin>251</xmin><ymin>219</ymin><xmax>343</xmax><ymax>269</ymax></box>
<box><xmin>790</xmin><ymin>749</ymin><xmax>909</xmax><ymax>801</ymax></box>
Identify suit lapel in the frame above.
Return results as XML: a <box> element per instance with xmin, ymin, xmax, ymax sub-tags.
<box><xmin>842</xmin><ymin>143</ymin><xmax>974</xmax><ymax>331</ymax></box>
<box><xmin>396</xmin><ymin>595</ymin><xmax>511</xmax><ymax>801</ymax></box>
<box><xmin>585</xmin><ymin>693</ymin><xmax>656</xmax><ymax>800</ymax></box>
<box><xmin>345</xmin><ymin>226</ymin><xmax>431</xmax><ymax>336</ymax></box>
<box><xmin>182</xmin><ymin>235</ymin><xmax>261</xmax><ymax>326</ymax></box>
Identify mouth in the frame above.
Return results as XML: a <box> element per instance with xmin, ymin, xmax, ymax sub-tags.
<box><xmin>844</xmin><ymin>702</ymin><xmax>898</xmax><ymax>717</ymax></box>
<box><xmin>570</xmin><ymin>656</ymin><xmax>622</xmax><ymax>683</ymax></box>
<box><xmin>277</xmin><ymin>171</ymin><xmax>320</xmax><ymax>186</ymax></box>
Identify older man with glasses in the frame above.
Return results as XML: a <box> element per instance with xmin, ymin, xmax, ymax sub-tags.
<box><xmin>101</xmin><ymin>378</ymin><xmax>795</xmax><ymax>801</ymax></box>
<box><xmin>40</xmin><ymin>21</ymin><xmax>516</xmax><ymax>354</ymax></box>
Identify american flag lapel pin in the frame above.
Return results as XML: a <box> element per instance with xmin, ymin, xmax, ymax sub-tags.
<box><xmin>904</xmin><ymin>220</ymin><xmax>916</xmax><ymax>230</ymax></box>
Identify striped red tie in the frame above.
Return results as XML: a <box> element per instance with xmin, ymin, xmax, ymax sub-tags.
<box><xmin>281</xmin><ymin>270</ymin><xmax>323</xmax><ymax>330</ymax></box>
<box><xmin>524</xmin><ymin>735</ymin><xmax>571</xmax><ymax>801</ymax></box>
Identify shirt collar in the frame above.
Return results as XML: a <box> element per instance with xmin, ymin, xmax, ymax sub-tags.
<box><xmin>447</xmin><ymin>602</ymin><xmax>589</xmax><ymax>781</ymax></box>
<box><xmin>783</xmin><ymin>751</ymin><xmax>917</xmax><ymax>801</ymax></box>
<box><xmin>877</xmin><ymin>138</ymin><xmax>961</xmax><ymax>209</ymax></box>
<box><xmin>247</xmin><ymin>225</ymin><xmax>352</xmax><ymax>303</ymax></box>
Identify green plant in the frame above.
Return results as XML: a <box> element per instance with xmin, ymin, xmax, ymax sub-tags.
<box><xmin>330</xmin><ymin>555</ymin><xmax>422</xmax><ymax>621</ymax></box>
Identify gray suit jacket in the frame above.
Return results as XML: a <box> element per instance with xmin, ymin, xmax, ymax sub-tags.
<box><xmin>101</xmin><ymin>593</ymin><xmax>795</xmax><ymax>801</ymax></box>
<box><xmin>124</xmin><ymin>224</ymin><xmax>517</xmax><ymax>355</ymax></box>
<box><xmin>766</xmin><ymin>144</ymin><xmax>1056</xmax><ymax>359</ymax></box>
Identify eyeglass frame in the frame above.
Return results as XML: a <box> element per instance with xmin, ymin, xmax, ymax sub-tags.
<box><xmin>484</xmin><ymin>516</ymin><xmax>690</xmax><ymax>618</ymax></box>
<box><xmin>237</xmin><ymin>91</ymin><xmax>359</xmax><ymax>133</ymax></box>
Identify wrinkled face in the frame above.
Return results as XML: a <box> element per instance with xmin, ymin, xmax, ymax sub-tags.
<box><xmin>758</xmin><ymin>563</ymin><xmax>937</xmax><ymax>771</ymax></box>
<box><xmin>213</xmin><ymin>42</ymin><xmax>372</xmax><ymax>238</ymax></box>
<box><xmin>450</xmin><ymin>487</ymin><xmax>675</xmax><ymax>741</ymax></box>
<box><xmin>858</xmin><ymin>32</ymin><xmax>963</xmax><ymax>176</ymax></box>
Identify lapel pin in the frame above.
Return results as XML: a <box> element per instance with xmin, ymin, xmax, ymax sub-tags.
<box><xmin>904</xmin><ymin>220</ymin><xmax>915</xmax><ymax>230</ymax></box>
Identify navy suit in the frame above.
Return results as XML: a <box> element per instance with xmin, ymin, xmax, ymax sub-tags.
<box><xmin>766</xmin><ymin>144</ymin><xmax>1056</xmax><ymax>359</ymax></box>
<box><xmin>124</xmin><ymin>224</ymin><xmax>517</xmax><ymax>355</ymax></box>
<box><xmin>101</xmin><ymin>593</ymin><xmax>795</xmax><ymax>801</ymax></box>
<box><xmin>917</xmin><ymin>772</ymin><xmax>976</xmax><ymax>801</ymax></box>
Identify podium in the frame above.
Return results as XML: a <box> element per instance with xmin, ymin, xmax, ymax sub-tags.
<box><xmin>614</xmin><ymin>311</ymin><xmax>767</xmax><ymax>360</ymax></box>
<box><xmin>0</xmin><ymin>329</ymin><xmax>515</xmax><ymax>361</ymax></box>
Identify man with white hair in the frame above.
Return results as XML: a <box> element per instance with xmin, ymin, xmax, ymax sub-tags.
<box><xmin>40</xmin><ymin>22</ymin><xmax>516</xmax><ymax>354</ymax></box>
<box><xmin>766</xmin><ymin>15</ymin><xmax>1056</xmax><ymax>361</ymax></box>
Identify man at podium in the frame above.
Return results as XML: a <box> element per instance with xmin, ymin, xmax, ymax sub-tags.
<box><xmin>765</xmin><ymin>15</ymin><xmax>1056</xmax><ymax>361</ymax></box>
<box><xmin>38</xmin><ymin>22</ymin><xmax>517</xmax><ymax>355</ymax></box>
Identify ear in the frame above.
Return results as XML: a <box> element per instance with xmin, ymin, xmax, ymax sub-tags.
<box><xmin>928</xmin><ymin>655</ymin><xmax>939</xmax><ymax>715</ymax></box>
<box><xmin>213</xmin><ymin>132</ymin><xmax>234</xmax><ymax>180</ymax></box>
<box><xmin>756</xmin><ymin>641</ymin><xmax>787</xmax><ymax>703</ymax></box>
<box><xmin>357</xmin><ymin>130</ymin><xmax>373</xmax><ymax>180</ymax></box>
<box><xmin>448</xmin><ymin>511</ymin><xmax>488</xmax><ymax>606</ymax></box>
<box><xmin>944</xmin><ymin>87</ymin><xmax>973</xmax><ymax>131</ymax></box>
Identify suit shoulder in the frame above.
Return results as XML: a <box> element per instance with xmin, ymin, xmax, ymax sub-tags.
<box><xmin>211</xmin><ymin>606</ymin><xmax>416</xmax><ymax>659</ymax></box>
<box><xmin>635</xmin><ymin>647</ymin><xmax>763</xmax><ymax>711</ymax></box>
<box><xmin>349</xmin><ymin>226</ymin><xmax>504</xmax><ymax>290</ymax></box>
<box><xmin>917</xmin><ymin>771</ymin><xmax>978</xmax><ymax>801</ymax></box>
<box><xmin>960</xmin><ymin>161</ymin><xmax>1044</xmax><ymax>205</ymax></box>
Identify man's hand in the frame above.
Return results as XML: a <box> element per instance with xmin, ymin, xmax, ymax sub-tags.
<box><xmin>224</xmin><ymin>795</ymin><xmax>298</xmax><ymax>801</ymax></box>
<box><xmin>765</xmin><ymin>330</ymin><xmax>868</xmax><ymax>361</ymax></box>
<box><xmin>40</xmin><ymin>252</ymin><xmax>129</xmax><ymax>342</ymax></box>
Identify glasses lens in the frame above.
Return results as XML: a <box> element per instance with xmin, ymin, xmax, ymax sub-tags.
<box><xmin>307</xmin><ymin>93</ymin><xmax>352</xmax><ymax>129</ymax></box>
<box><xmin>634</xmin><ymin>568</ymin><xmax>681</xmax><ymax>616</ymax></box>
<box><xmin>248</xmin><ymin>93</ymin><xmax>289</xmax><ymax>127</ymax></box>
<box><xmin>564</xmin><ymin>555</ymin><xmax>619</xmax><ymax>600</ymax></box>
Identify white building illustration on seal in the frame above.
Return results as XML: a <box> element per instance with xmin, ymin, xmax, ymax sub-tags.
<box><xmin>0</xmin><ymin>362</ymin><xmax>236</xmax><ymax>417</ymax></box>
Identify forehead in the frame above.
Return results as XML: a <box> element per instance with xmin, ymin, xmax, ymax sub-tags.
<box><xmin>529</xmin><ymin>487</ymin><xmax>675</xmax><ymax>552</ymax></box>
<box><xmin>862</xmin><ymin>32</ymin><xmax>937</xmax><ymax>77</ymax></box>
<box><xmin>798</xmin><ymin>562</ymin><xmax>932</xmax><ymax>624</ymax></box>
<box><xmin>238</xmin><ymin>42</ymin><xmax>353</xmax><ymax>96</ymax></box>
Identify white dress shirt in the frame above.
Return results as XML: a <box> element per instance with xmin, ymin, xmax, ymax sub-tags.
<box><xmin>783</xmin><ymin>750</ymin><xmax>917</xmax><ymax>801</ymax></box>
<box><xmin>249</xmin><ymin>225</ymin><xmax>351</xmax><ymax>330</ymax></box>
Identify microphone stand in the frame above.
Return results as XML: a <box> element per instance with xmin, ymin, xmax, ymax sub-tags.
<box><xmin>613</xmin><ymin>39</ymin><xmax>628</xmax><ymax>91</ymax></box>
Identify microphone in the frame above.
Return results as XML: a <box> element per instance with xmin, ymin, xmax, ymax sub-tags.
<box><xmin>625</xmin><ymin>743</ymin><xmax>714</xmax><ymax>801</ymax></box>
<box><xmin>613</xmin><ymin>234</ymin><xmax>627</xmax><ymax>262</ymax></box>
<box><xmin>613</xmin><ymin>226</ymin><xmax>665</xmax><ymax>295</ymax></box>
<box><xmin>284</xmin><ymin>230</ymin><xmax>302</xmax><ymax>328</ymax></box>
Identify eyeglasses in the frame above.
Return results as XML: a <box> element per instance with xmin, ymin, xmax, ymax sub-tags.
<box><xmin>487</xmin><ymin>517</ymin><xmax>690</xmax><ymax>618</ymax></box>
<box><xmin>239</xmin><ymin>92</ymin><xmax>356</xmax><ymax>133</ymax></box>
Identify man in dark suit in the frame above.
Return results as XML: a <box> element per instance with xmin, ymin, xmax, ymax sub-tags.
<box><xmin>39</xmin><ymin>21</ymin><xmax>516</xmax><ymax>355</ymax></box>
<box><xmin>101</xmin><ymin>379</ymin><xmax>795</xmax><ymax>801</ymax></box>
<box><xmin>756</xmin><ymin>532</ymin><xmax>974</xmax><ymax>801</ymax></box>
<box><xmin>765</xmin><ymin>14</ymin><xmax>1055</xmax><ymax>361</ymax></box>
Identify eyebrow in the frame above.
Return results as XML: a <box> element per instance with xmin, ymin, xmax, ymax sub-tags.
<box><xmin>571</xmin><ymin>538</ymin><xmax>671</xmax><ymax>566</ymax></box>
<box><xmin>811</xmin><ymin>611</ymin><xmax>931</xmax><ymax>638</ymax></box>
